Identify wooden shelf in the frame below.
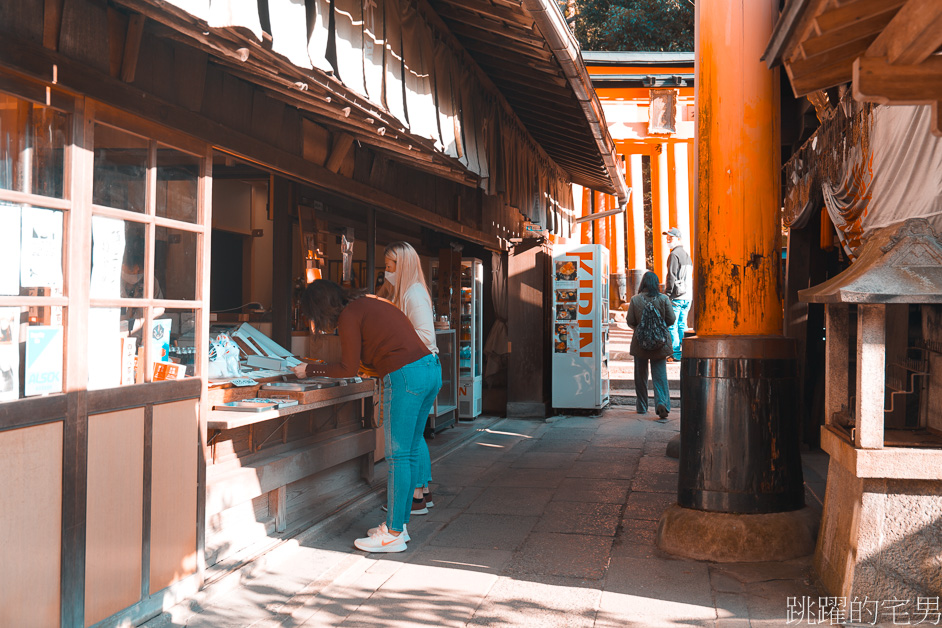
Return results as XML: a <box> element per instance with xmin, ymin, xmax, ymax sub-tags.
<box><xmin>208</xmin><ymin>380</ymin><xmax>376</xmax><ymax>430</ymax></box>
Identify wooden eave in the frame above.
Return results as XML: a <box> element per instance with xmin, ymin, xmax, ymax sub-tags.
<box><xmin>765</xmin><ymin>0</ymin><xmax>942</xmax><ymax>136</ymax></box>
<box><xmin>426</xmin><ymin>0</ymin><xmax>628</xmax><ymax>199</ymax></box>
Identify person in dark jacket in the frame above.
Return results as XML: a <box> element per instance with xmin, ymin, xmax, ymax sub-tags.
<box><xmin>663</xmin><ymin>227</ymin><xmax>693</xmax><ymax>361</ymax></box>
<box><xmin>625</xmin><ymin>271</ymin><xmax>676</xmax><ymax>421</ymax></box>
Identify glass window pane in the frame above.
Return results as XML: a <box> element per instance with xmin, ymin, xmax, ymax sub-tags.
<box><xmin>0</xmin><ymin>94</ymin><xmax>69</xmax><ymax>199</ymax></box>
<box><xmin>89</xmin><ymin>217</ymin><xmax>147</xmax><ymax>300</ymax></box>
<box><xmin>156</xmin><ymin>226</ymin><xmax>198</xmax><ymax>301</ymax></box>
<box><xmin>0</xmin><ymin>306</ymin><xmax>66</xmax><ymax>400</ymax></box>
<box><xmin>156</xmin><ymin>308</ymin><xmax>198</xmax><ymax>379</ymax></box>
<box><xmin>1</xmin><ymin>204</ymin><xmax>65</xmax><ymax>298</ymax></box>
<box><xmin>156</xmin><ymin>145</ymin><xmax>199</xmax><ymax>223</ymax></box>
<box><xmin>87</xmin><ymin>307</ymin><xmax>199</xmax><ymax>389</ymax></box>
<box><xmin>93</xmin><ymin>124</ymin><xmax>148</xmax><ymax>213</ymax></box>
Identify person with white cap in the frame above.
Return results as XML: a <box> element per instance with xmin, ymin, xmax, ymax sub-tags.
<box><xmin>663</xmin><ymin>227</ymin><xmax>693</xmax><ymax>361</ymax></box>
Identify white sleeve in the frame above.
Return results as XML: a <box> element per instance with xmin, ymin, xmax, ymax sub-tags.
<box><xmin>401</xmin><ymin>284</ymin><xmax>438</xmax><ymax>353</ymax></box>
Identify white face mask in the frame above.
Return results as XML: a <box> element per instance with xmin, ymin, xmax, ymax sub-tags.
<box><xmin>122</xmin><ymin>269</ymin><xmax>143</xmax><ymax>284</ymax></box>
<box><xmin>384</xmin><ymin>270</ymin><xmax>397</xmax><ymax>287</ymax></box>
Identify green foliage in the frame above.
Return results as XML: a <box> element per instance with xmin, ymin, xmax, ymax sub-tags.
<box><xmin>570</xmin><ymin>0</ymin><xmax>694</xmax><ymax>52</ymax></box>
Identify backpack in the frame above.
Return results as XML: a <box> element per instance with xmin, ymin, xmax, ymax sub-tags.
<box><xmin>636</xmin><ymin>296</ymin><xmax>669</xmax><ymax>351</ymax></box>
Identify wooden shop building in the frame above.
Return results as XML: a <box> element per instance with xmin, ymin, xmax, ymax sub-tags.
<box><xmin>0</xmin><ymin>0</ymin><xmax>626</xmax><ymax>625</ymax></box>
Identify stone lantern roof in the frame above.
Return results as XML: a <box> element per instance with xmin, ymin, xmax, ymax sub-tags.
<box><xmin>799</xmin><ymin>218</ymin><xmax>942</xmax><ymax>304</ymax></box>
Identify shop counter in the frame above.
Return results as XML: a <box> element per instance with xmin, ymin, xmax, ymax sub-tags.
<box><xmin>203</xmin><ymin>377</ymin><xmax>377</xmax><ymax>567</ymax></box>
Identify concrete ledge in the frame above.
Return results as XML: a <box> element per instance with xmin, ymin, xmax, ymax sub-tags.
<box><xmin>656</xmin><ymin>504</ymin><xmax>819</xmax><ymax>562</ymax></box>
<box><xmin>821</xmin><ymin>425</ymin><xmax>942</xmax><ymax>480</ymax></box>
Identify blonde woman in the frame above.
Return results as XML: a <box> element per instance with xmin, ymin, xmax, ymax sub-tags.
<box><xmin>382</xmin><ymin>241</ymin><xmax>439</xmax><ymax>514</ymax></box>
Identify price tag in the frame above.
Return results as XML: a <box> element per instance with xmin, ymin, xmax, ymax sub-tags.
<box><xmin>230</xmin><ymin>378</ymin><xmax>258</xmax><ymax>387</ymax></box>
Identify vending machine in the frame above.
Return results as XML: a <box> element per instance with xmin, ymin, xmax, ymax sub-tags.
<box><xmin>551</xmin><ymin>244</ymin><xmax>610</xmax><ymax>410</ymax></box>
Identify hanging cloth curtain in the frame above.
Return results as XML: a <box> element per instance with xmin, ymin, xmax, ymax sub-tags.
<box><xmin>823</xmin><ymin>105</ymin><xmax>942</xmax><ymax>257</ymax></box>
<box><xmin>307</xmin><ymin>0</ymin><xmax>334</xmax><ymax>73</ymax></box>
<box><xmin>307</xmin><ymin>0</ymin><xmax>333</xmax><ymax>73</ymax></box>
<box><xmin>433</xmin><ymin>38</ymin><xmax>459</xmax><ymax>158</ymax></box>
<box><xmin>482</xmin><ymin>252</ymin><xmax>509</xmax><ymax>384</ymax></box>
<box><xmin>269</xmin><ymin>0</ymin><xmax>313</xmax><ymax>69</ymax></box>
<box><xmin>401</xmin><ymin>8</ymin><xmax>439</xmax><ymax>142</ymax></box>
<box><xmin>362</xmin><ymin>0</ymin><xmax>385</xmax><ymax>105</ymax></box>
<box><xmin>383</xmin><ymin>0</ymin><xmax>408</xmax><ymax>125</ymax></box>
<box><xmin>208</xmin><ymin>0</ymin><xmax>263</xmax><ymax>40</ymax></box>
<box><xmin>334</xmin><ymin>0</ymin><xmax>367</xmax><ymax>96</ymax></box>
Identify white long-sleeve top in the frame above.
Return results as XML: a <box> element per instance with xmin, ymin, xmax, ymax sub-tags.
<box><xmin>399</xmin><ymin>282</ymin><xmax>438</xmax><ymax>354</ymax></box>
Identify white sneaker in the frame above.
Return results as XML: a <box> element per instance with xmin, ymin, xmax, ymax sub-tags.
<box><xmin>354</xmin><ymin>526</ymin><xmax>407</xmax><ymax>553</ymax></box>
<box><xmin>366</xmin><ymin>522</ymin><xmax>410</xmax><ymax>542</ymax></box>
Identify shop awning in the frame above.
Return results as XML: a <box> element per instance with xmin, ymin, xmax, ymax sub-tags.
<box><xmin>122</xmin><ymin>0</ymin><xmax>627</xmax><ymax>203</ymax></box>
<box><xmin>426</xmin><ymin>0</ymin><xmax>629</xmax><ymax>202</ymax></box>
<box><xmin>763</xmin><ymin>0</ymin><xmax>942</xmax><ymax>136</ymax></box>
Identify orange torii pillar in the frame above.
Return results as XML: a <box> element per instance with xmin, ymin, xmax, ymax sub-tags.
<box><xmin>626</xmin><ymin>153</ymin><xmax>646</xmax><ymax>295</ymax></box>
<box><xmin>657</xmin><ymin>0</ymin><xmax>812</xmax><ymax>562</ymax></box>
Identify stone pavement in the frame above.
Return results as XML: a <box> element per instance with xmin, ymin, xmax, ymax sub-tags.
<box><xmin>145</xmin><ymin>409</ymin><xmax>830</xmax><ymax>628</ymax></box>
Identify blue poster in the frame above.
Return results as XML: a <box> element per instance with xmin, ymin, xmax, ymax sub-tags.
<box><xmin>25</xmin><ymin>325</ymin><xmax>63</xmax><ymax>396</ymax></box>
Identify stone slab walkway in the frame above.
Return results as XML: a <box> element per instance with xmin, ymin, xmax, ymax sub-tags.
<box><xmin>145</xmin><ymin>409</ymin><xmax>830</xmax><ymax>628</ymax></box>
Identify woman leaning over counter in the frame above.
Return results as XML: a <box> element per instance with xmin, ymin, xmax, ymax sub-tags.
<box><xmin>292</xmin><ymin>280</ymin><xmax>441</xmax><ymax>552</ymax></box>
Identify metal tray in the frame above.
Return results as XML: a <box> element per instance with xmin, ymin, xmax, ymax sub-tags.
<box><xmin>244</xmin><ymin>397</ymin><xmax>299</xmax><ymax>408</ymax></box>
<box><xmin>265</xmin><ymin>380</ymin><xmax>339</xmax><ymax>391</ymax></box>
<box><xmin>214</xmin><ymin>400</ymin><xmax>280</xmax><ymax>412</ymax></box>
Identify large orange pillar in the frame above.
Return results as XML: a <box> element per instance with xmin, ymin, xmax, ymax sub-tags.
<box><xmin>626</xmin><ymin>153</ymin><xmax>647</xmax><ymax>296</ymax></box>
<box><xmin>671</xmin><ymin>0</ymin><xmax>804</xmax><ymax>520</ymax></box>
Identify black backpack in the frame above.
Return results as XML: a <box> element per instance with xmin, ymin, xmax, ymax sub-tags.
<box><xmin>637</xmin><ymin>296</ymin><xmax>669</xmax><ymax>351</ymax></box>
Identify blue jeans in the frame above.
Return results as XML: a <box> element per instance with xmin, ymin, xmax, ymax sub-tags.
<box><xmin>382</xmin><ymin>353</ymin><xmax>441</xmax><ymax>532</ymax></box>
<box><xmin>634</xmin><ymin>356</ymin><xmax>670</xmax><ymax>414</ymax></box>
<box><xmin>670</xmin><ymin>299</ymin><xmax>691</xmax><ymax>360</ymax></box>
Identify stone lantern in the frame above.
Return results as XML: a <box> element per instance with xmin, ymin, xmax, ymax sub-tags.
<box><xmin>799</xmin><ymin>217</ymin><xmax>942</xmax><ymax>607</ymax></box>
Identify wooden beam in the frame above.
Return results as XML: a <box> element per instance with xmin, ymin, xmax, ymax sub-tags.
<box><xmin>932</xmin><ymin>102</ymin><xmax>941</xmax><ymax>137</ymax></box>
<box><xmin>107</xmin><ymin>7</ymin><xmax>127</xmax><ymax>78</ymax></box>
<box><xmin>434</xmin><ymin>0</ymin><xmax>536</xmax><ymax>29</ymax></box>
<box><xmin>866</xmin><ymin>0</ymin><xmax>942</xmax><ymax>65</ymax></box>
<box><xmin>799</xmin><ymin>11</ymin><xmax>893</xmax><ymax>59</ymax></box>
<box><xmin>43</xmin><ymin>0</ymin><xmax>64</xmax><ymax>51</ymax></box>
<box><xmin>814</xmin><ymin>0</ymin><xmax>905</xmax><ymax>33</ymax></box>
<box><xmin>853</xmin><ymin>55</ymin><xmax>942</xmax><ymax>105</ymax></box>
<box><xmin>786</xmin><ymin>36</ymin><xmax>872</xmax><ymax>95</ymax></box>
<box><xmin>325</xmin><ymin>132</ymin><xmax>355</xmax><ymax>174</ymax></box>
<box><xmin>121</xmin><ymin>14</ymin><xmax>146</xmax><ymax>83</ymax></box>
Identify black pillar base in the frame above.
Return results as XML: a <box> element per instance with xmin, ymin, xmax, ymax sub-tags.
<box><xmin>679</xmin><ymin>335</ymin><xmax>804</xmax><ymax>514</ymax></box>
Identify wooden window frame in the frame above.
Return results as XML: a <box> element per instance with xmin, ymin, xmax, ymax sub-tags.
<box><xmin>0</xmin><ymin>74</ymin><xmax>213</xmax><ymax>398</ymax></box>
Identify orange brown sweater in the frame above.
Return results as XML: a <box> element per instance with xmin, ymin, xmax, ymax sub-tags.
<box><xmin>305</xmin><ymin>295</ymin><xmax>430</xmax><ymax>378</ymax></box>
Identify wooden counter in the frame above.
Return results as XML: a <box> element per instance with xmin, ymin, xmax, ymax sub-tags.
<box><xmin>207</xmin><ymin>380</ymin><xmax>376</xmax><ymax>430</ymax></box>
<box><xmin>203</xmin><ymin>378</ymin><xmax>377</xmax><ymax>568</ymax></box>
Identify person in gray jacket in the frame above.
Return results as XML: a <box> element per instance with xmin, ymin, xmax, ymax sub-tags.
<box><xmin>663</xmin><ymin>227</ymin><xmax>693</xmax><ymax>361</ymax></box>
<box><xmin>625</xmin><ymin>271</ymin><xmax>676</xmax><ymax>421</ymax></box>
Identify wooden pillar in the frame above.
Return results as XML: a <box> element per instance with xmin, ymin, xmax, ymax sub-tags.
<box><xmin>366</xmin><ymin>207</ymin><xmax>376</xmax><ymax>292</ymax></box>
<box><xmin>270</xmin><ymin>177</ymin><xmax>294</xmax><ymax>348</ymax></box>
<box><xmin>673</xmin><ymin>141</ymin><xmax>692</xmax><ymax>252</ymax></box>
<box><xmin>671</xmin><ymin>0</ymin><xmax>804</xmax><ymax>517</ymax></box>
<box><xmin>627</xmin><ymin>153</ymin><xmax>646</xmax><ymax>295</ymax></box>
<box><xmin>666</xmin><ymin>141</ymin><xmax>678</xmax><ymax>230</ymax></box>
<box><xmin>654</xmin><ymin>143</ymin><xmax>670</xmax><ymax>282</ymax></box>
<box><xmin>580</xmin><ymin>187</ymin><xmax>592</xmax><ymax>244</ymax></box>
<box><xmin>824</xmin><ymin>305</ymin><xmax>849</xmax><ymax>427</ymax></box>
<box><xmin>856</xmin><ymin>305</ymin><xmax>886</xmax><ymax>449</ymax></box>
<box><xmin>695</xmin><ymin>0</ymin><xmax>782</xmax><ymax>337</ymax></box>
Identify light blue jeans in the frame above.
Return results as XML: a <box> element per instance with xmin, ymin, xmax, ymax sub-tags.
<box><xmin>382</xmin><ymin>353</ymin><xmax>441</xmax><ymax>532</ymax></box>
<box><xmin>670</xmin><ymin>298</ymin><xmax>691</xmax><ymax>360</ymax></box>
